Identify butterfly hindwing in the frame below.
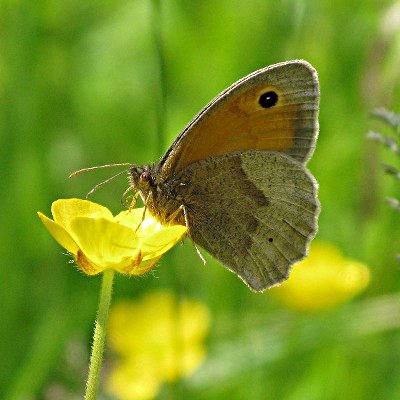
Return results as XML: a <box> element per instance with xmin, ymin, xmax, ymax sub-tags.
<box><xmin>176</xmin><ymin>150</ymin><xmax>319</xmax><ymax>291</ymax></box>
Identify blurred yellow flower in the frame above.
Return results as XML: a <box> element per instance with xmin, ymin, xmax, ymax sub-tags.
<box><xmin>106</xmin><ymin>291</ymin><xmax>210</xmax><ymax>400</ymax></box>
<box><xmin>271</xmin><ymin>242</ymin><xmax>371</xmax><ymax>312</ymax></box>
<box><xmin>38</xmin><ymin>199</ymin><xmax>187</xmax><ymax>275</ymax></box>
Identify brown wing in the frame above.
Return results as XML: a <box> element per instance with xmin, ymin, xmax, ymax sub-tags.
<box><xmin>176</xmin><ymin>150</ymin><xmax>319</xmax><ymax>291</ymax></box>
<box><xmin>160</xmin><ymin>60</ymin><xmax>319</xmax><ymax>177</ymax></box>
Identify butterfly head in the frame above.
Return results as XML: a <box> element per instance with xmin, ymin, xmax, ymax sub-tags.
<box><xmin>128</xmin><ymin>164</ymin><xmax>155</xmax><ymax>193</ymax></box>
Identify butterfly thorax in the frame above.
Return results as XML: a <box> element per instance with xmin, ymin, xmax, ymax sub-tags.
<box><xmin>128</xmin><ymin>164</ymin><xmax>186</xmax><ymax>227</ymax></box>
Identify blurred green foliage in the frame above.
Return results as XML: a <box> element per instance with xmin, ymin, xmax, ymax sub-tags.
<box><xmin>1</xmin><ymin>0</ymin><xmax>400</xmax><ymax>399</ymax></box>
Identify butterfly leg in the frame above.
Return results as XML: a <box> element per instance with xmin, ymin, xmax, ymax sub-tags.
<box><xmin>135</xmin><ymin>192</ymin><xmax>152</xmax><ymax>232</ymax></box>
<box><xmin>121</xmin><ymin>187</ymin><xmax>139</xmax><ymax>209</ymax></box>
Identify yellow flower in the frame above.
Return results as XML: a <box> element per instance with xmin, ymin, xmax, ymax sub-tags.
<box><xmin>38</xmin><ymin>199</ymin><xmax>187</xmax><ymax>275</ymax></box>
<box><xmin>271</xmin><ymin>242</ymin><xmax>371</xmax><ymax>312</ymax></box>
<box><xmin>106</xmin><ymin>291</ymin><xmax>210</xmax><ymax>400</ymax></box>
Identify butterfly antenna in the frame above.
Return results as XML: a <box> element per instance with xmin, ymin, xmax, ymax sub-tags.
<box><xmin>69</xmin><ymin>163</ymin><xmax>133</xmax><ymax>198</ymax></box>
<box><xmin>69</xmin><ymin>163</ymin><xmax>132</xmax><ymax>178</ymax></box>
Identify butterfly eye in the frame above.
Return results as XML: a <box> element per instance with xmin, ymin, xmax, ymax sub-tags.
<box><xmin>140</xmin><ymin>171</ymin><xmax>151</xmax><ymax>182</ymax></box>
<box><xmin>258</xmin><ymin>91</ymin><xmax>278</xmax><ymax>108</ymax></box>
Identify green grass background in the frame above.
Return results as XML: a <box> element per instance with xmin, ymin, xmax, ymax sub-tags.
<box><xmin>1</xmin><ymin>0</ymin><xmax>400</xmax><ymax>399</ymax></box>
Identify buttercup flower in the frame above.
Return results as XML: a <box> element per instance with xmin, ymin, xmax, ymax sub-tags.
<box><xmin>271</xmin><ymin>242</ymin><xmax>371</xmax><ymax>312</ymax></box>
<box><xmin>38</xmin><ymin>199</ymin><xmax>187</xmax><ymax>275</ymax></box>
<box><xmin>105</xmin><ymin>290</ymin><xmax>210</xmax><ymax>400</ymax></box>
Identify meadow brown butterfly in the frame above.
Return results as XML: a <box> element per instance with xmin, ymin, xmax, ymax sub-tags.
<box><xmin>128</xmin><ymin>60</ymin><xmax>320</xmax><ymax>291</ymax></box>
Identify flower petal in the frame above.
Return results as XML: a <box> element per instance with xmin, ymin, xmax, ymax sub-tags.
<box><xmin>120</xmin><ymin>256</ymin><xmax>161</xmax><ymax>275</ymax></box>
<box><xmin>114</xmin><ymin>208</ymin><xmax>146</xmax><ymax>230</ymax></box>
<box><xmin>69</xmin><ymin>217</ymin><xmax>139</xmax><ymax>268</ymax></box>
<box><xmin>138</xmin><ymin>224</ymin><xmax>187</xmax><ymax>260</ymax></box>
<box><xmin>37</xmin><ymin>212</ymin><xmax>79</xmax><ymax>254</ymax></box>
<box><xmin>106</xmin><ymin>290</ymin><xmax>210</xmax><ymax>400</ymax></box>
<box><xmin>106</xmin><ymin>358</ymin><xmax>161</xmax><ymax>400</ymax></box>
<box><xmin>272</xmin><ymin>242</ymin><xmax>371</xmax><ymax>312</ymax></box>
<box><xmin>51</xmin><ymin>199</ymin><xmax>113</xmax><ymax>231</ymax></box>
<box><xmin>115</xmin><ymin>208</ymin><xmax>187</xmax><ymax>259</ymax></box>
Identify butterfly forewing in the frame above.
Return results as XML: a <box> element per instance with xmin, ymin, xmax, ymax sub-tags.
<box><xmin>160</xmin><ymin>60</ymin><xmax>319</xmax><ymax>178</ymax></box>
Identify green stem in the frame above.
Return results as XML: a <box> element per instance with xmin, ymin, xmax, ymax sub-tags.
<box><xmin>84</xmin><ymin>269</ymin><xmax>115</xmax><ymax>400</ymax></box>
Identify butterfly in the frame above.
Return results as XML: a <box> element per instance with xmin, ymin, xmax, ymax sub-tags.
<box><xmin>128</xmin><ymin>60</ymin><xmax>320</xmax><ymax>291</ymax></box>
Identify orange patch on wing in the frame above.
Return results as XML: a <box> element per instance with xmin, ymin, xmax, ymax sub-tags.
<box><xmin>172</xmin><ymin>84</ymin><xmax>297</xmax><ymax>173</ymax></box>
